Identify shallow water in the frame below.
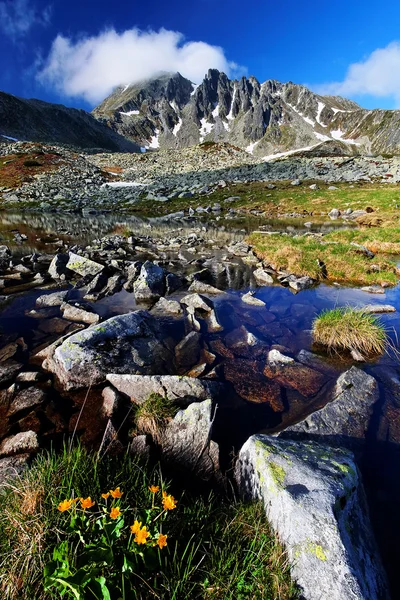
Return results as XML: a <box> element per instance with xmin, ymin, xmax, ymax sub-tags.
<box><xmin>1</xmin><ymin>209</ymin><xmax>400</xmax><ymax>594</ymax></box>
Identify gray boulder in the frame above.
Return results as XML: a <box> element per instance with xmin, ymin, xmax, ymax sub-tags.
<box><xmin>66</xmin><ymin>252</ymin><xmax>104</xmax><ymax>277</ymax></box>
<box><xmin>0</xmin><ymin>431</ymin><xmax>39</xmax><ymax>457</ymax></box>
<box><xmin>43</xmin><ymin>311</ymin><xmax>174</xmax><ymax>390</ymax></box>
<box><xmin>106</xmin><ymin>374</ymin><xmax>224</xmax><ymax>407</ymax></box>
<box><xmin>235</xmin><ymin>435</ymin><xmax>389</xmax><ymax>600</ymax></box>
<box><xmin>161</xmin><ymin>399</ymin><xmax>219</xmax><ymax>480</ymax></box>
<box><xmin>133</xmin><ymin>261</ymin><xmax>166</xmax><ymax>302</ymax></box>
<box><xmin>180</xmin><ymin>293</ymin><xmax>223</xmax><ymax>333</ymax></box>
<box><xmin>281</xmin><ymin>367</ymin><xmax>378</xmax><ymax>442</ymax></box>
<box><xmin>61</xmin><ymin>303</ymin><xmax>100</xmax><ymax>325</ymax></box>
<box><xmin>36</xmin><ymin>290</ymin><xmax>69</xmax><ymax>308</ymax></box>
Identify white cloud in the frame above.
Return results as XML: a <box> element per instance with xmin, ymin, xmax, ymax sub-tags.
<box><xmin>37</xmin><ymin>27</ymin><xmax>246</xmax><ymax>105</ymax></box>
<box><xmin>315</xmin><ymin>42</ymin><xmax>400</xmax><ymax>106</ymax></box>
<box><xmin>0</xmin><ymin>0</ymin><xmax>52</xmax><ymax>40</ymax></box>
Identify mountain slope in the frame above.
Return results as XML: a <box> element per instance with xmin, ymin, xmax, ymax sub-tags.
<box><xmin>93</xmin><ymin>70</ymin><xmax>400</xmax><ymax>156</ymax></box>
<box><xmin>0</xmin><ymin>92</ymin><xmax>140</xmax><ymax>152</ymax></box>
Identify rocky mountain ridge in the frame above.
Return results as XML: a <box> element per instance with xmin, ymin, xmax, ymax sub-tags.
<box><xmin>93</xmin><ymin>69</ymin><xmax>400</xmax><ymax>157</ymax></box>
<box><xmin>0</xmin><ymin>92</ymin><xmax>140</xmax><ymax>152</ymax></box>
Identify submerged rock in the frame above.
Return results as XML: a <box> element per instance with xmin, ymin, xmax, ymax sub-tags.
<box><xmin>44</xmin><ymin>311</ymin><xmax>174</xmax><ymax>390</ymax></box>
<box><xmin>264</xmin><ymin>349</ymin><xmax>327</xmax><ymax>397</ymax></box>
<box><xmin>235</xmin><ymin>435</ymin><xmax>389</xmax><ymax>600</ymax></box>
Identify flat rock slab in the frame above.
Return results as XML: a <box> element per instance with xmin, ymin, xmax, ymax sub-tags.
<box><xmin>106</xmin><ymin>374</ymin><xmax>224</xmax><ymax>407</ymax></box>
<box><xmin>44</xmin><ymin>311</ymin><xmax>174</xmax><ymax>390</ymax></box>
<box><xmin>362</xmin><ymin>304</ymin><xmax>396</xmax><ymax>314</ymax></box>
<box><xmin>36</xmin><ymin>290</ymin><xmax>69</xmax><ymax>308</ymax></box>
<box><xmin>61</xmin><ymin>302</ymin><xmax>100</xmax><ymax>324</ymax></box>
<box><xmin>8</xmin><ymin>386</ymin><xmax>46</xmax><ymax>418</ymax></box>
<box><xmin>235</xmin><ymin>435</ymin><xmax>389</xmax><ymax>600</ymax></box>
<box><xmin>281</xmin><ymin>367</ymin><xmax>379</xmax><ymax>443</ymax></box>
<box><xmin>67</xmin><ymin>252</ymin><xmax>104</xmax><ymax>277</ymax></box>
<box><xmin>0</xmin><ymin>361</ymin><xmax>22</xmax><ymax>385</ymax></box>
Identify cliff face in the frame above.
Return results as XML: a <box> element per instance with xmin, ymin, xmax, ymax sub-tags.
<box><xmin>0</xmin><ymin>92</ymin><xmax>140</xmax><ymax>152</ymax></box>
<box><xmin>93</xmin><ymin>69</ymin><xmax>400</xmax><ymax>156</ymax></box>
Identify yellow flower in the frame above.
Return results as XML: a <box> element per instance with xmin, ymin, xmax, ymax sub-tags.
<box><xmin>109</xmin><ymin>487</ymin><xmax>123</xmax><ymax>499</ymax></box>
<box><xmin>58</xmin><ymin>499</ymin><xmax>73</xmax><ymax>512</ymax></box>
<box><xmin>157</xmin><ymin>534</ymin><xmax>168</xmax><ymax>549</ymax></box>
<box><xmin>162</xmin><ymin>494</ymin><xmax>177</xmax><ymax>511</ymax></box>
<box><xmin>130</xmin><ymin>520</ymin><xmax>142</xmax><ymax>535</ymax></box>
<box><xmin>101</xmin><ymin>493</ymin><xmax>110</xmax><ymax>500</ymax></box>
<box><xmin>110</xmin><ymin>507</ymin><xmax>121</xmax><ymax>520</ymax></box>
<box><xmin>80</xmin><ymin>497</ymin><xmax>95</xmax><ymax>510</ymax></box>
<box><xmin>134</xmin><ymin>526</ymin><xmax>150</xmax><ymax>545</ymax></box>
<box><xmin>149</xmin><ymin>485</ymin><xmax>160</xmax><ymax>493</ymax></box>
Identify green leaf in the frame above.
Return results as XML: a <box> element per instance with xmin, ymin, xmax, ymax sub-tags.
<box><xmin>90</xmin><ymin>577</ymin><xmax>112</xmax><ymax>600</ymax></box>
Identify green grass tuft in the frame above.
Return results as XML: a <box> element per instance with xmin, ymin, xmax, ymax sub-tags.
<box><xmin>134</xmin><ymin>393</ymin><xmax>178</xmax><ymax>441</ymax></box>
<box><xmin>312</xmin><ymin>307</ymin><xmax>387</xmax><ymax>357</ymax></box>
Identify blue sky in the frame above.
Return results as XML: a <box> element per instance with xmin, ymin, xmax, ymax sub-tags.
<box><xmin>2</xmin><ymin>0</ymin><xmax>400</xmax><ymax>110</ymax></box>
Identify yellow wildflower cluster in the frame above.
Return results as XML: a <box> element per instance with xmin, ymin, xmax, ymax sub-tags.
<box><xmin>57</xmin><ymin>485</ymin><xmax>174</xmax><ymax>550</ymax></box>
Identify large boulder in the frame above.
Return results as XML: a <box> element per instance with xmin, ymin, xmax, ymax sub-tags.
<box><xmin>43</xmin><ymin>311</ymin><xmax>175</xmax><ymax>390</ymax></box>
<box><xmin>106</xmin><ymin>374</ymin><xmax>225</xmax><ymax>407</ymax></box>
<box><xmin>160</xmin><ymin>399</ymin><xmax>220</xmax><ymax>480</ymax></box>
<box><xmin>133</xmin><ymin>261</ymin><xmax>166</xmax><ymax>302</ymax></box>
<box><xmin>235</xmin><ymin>435</ymin><xmax>389</xmax><ymax>600</ymax></box>
<box><xmin>180</xmin><ymin>293</ymin><xmax>223</xmax><ymax>333</ymax></box>
<box><xmin>281</xmin><ymin>367</ymin><xmax>379</xmax><ymax>443</ymax></box>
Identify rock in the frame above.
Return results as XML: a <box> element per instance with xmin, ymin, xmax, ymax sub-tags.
<box><xmin>264</xmin><ymin>350</ymin><xmax>327</xmax><ymax>397</ymax></box>
<box><xmin>44</xmin><ymin>311</ymin><xmax>174</xmax><ymax>390</ymax></box>
<box><xmin>0</xmin><ymin>343</ymin><xmax>18</xmax><ymax>362</ymax></box>
<box><xmin>161</xmin><ymin>399</ymin><xmax>219</xmax><ymax>480</ymax></box>
<box><xmin>8</xmin><ymin>386</ymin><xmax>46</xmax><ymax>417</ymax></box>
<box><xmin>66</xmin><ymin>252</ymin><xmax>104</xmax><ymax>277</ymax></box>
<box><xmin>48</xmin><ymin>253</ymin><xmax>69</xmax><ymax>279</ymax></box>
<box><xmin>133</xmin><ymin>261</ymin><xmax>166</xmax><ymax>302</ymax></box>
<box><xmin>253</xmin><ymin>268</ymin><xmax>274</xmax><ymax>285</ymax></box>
<box><xmin>0</xmin><ymin>431</ymin><xmax>39</xmax><ymax>457</ymax></box>
<box><xmin>61</xmin><ymin>303</ymin><xmax>100</xmax><ymax>324</ymax></box>
<box><xmin>84</xmin><ymin>272</ymin><xmax>109</xmax><ymax>297</ymax></box>
<box><xmin>0</xmin><ymin>453</ymin><xmax>30</xmax><ymax>484</ymax></box>
<box><xmin>295</xmin><ymin>349</ymin><xmax>338</xmax><ymax>376</ymax></box>
<box><xmin>351</xmin><ymin>243</ymin><xmax>375</xmax><ymax>259</ymax></box>
<box><xmin>309</xmin><ymin>184</ymin><xmax>318</xmax><ymax>190</ymax></box>
<box><xmin>175</xmin><ymin>331</ymin><xmax>201</xmax><ymax>369</ymax></box>
<box><xmin>180</xmin><ymin>293</ymin><xmax>223</xmax><ymax>333</ymax></box>
<box><xmin>129</xmin><ymin>435</ymin><xmax>152</xmax><ymax>460</ymax></box>
<box><xmin>328</xmin><ymin>208</ymin><xmax>340</xmax><ymax>218</ymax></box>
<box><xmin>225</xmin><ymin>326</ymin><xmax>267</xmax><ymax>358</ymax></box>
<box><xmin>288</xmin><ymin>276</ymin><xmax>314</xmax><ymax>292</ymax></box>
<box><xmin>361</xmin><ymin>286</ymin><xmax>385</xmax><ymax>294</ymax></box>
<box><xmin>224</xmin><ymin>360</ymin><xmax>283</xmax><ymax>410</ymax></box>
<box><xmin>106</xmin><ymin>374</ymin><xmax>224</xmax><ymax>408</ymax></box>
<box><xmin>15</xmin><ymin>371</ymin><xmax>42</xmax><ymax>383</ymax></box>
<box><xmin>188</xmin><ymin>280</ymin><xmax>225</xmax><ymax>295</ymax></box>
<box><xmin>165</xmin><ymin>272</ymin><xmax>183</xmax><ymax>294</ymax></box>
<box><xmin>101</xmin><ymin>386</ymin><xmax>121</xmax><ymax>419</ymax></box>
<box><xmin>241</xmin><ymin>292</ymin><xmax>266</xmax><ymax>307</ymax></box>
<box><xmin>123</xmin><ymin>261</ymin><xmax>143</xmax><ymax>291</ymax></box>
<box><xmin>328</xmin><ymin>185</ymin><xmax>339</xmax><ymax>190</ymax></box>
<box><xmin>282</xmin><ymin>367</ymin><xmax>378</xmax><ymax>443</ymax></box>
<box><xmin>235</xmin><ymin>435</ymin><xmax>389</xmax><ymax>600</ymax></box>
<box><xmin>38</xmin><ymin>317</ymin><xmax>70</xmax><ymax>335</ymax></box>
<box><xmin>0</xmin><ymin>361</ymin><xmax>22</xmax><ymax>384</ymax></box>
<box><xmin>36</xmin><ymin>290</ymin><xmax>69</xmax><ymax>308</ymax></box>
<box><xmin>291</xmin><ymin>179</ymin><xmax>301</xmax><ymax>186</ymax></box>
<box><xmin>152</xmin><ymin>297</ymin><xmax>182</xmax><ymax>315</ymax></box>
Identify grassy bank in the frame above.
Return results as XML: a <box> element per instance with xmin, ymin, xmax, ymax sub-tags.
<box><xmin>0</xmin><ymin>446</ymin><xmax>298</xmax><ymax>600</ymax></box>
<box><xmin>248</xmin><ymin>230</ymin><xmax>400</xmax><ymax>286</ymax></box>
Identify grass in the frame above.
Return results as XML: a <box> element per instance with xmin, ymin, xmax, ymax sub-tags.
<box><xmin>248</xmin><ymin>231</ymin><xmax>399</xmax><ymax>286</ymax></box>
<box><xmin>134</xmin><ymin>393</ymin><xmax>178</xmax><ymax>441</ymax></box>
<box><xmin>312</xmin><ymin>307</ymin><xmax>387</xmax><ymax>356</ymax></box>
<box><xmin>0</xmin><ymin>445</ymin><xmax>298</xmax><ymax>600</ymax></box>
